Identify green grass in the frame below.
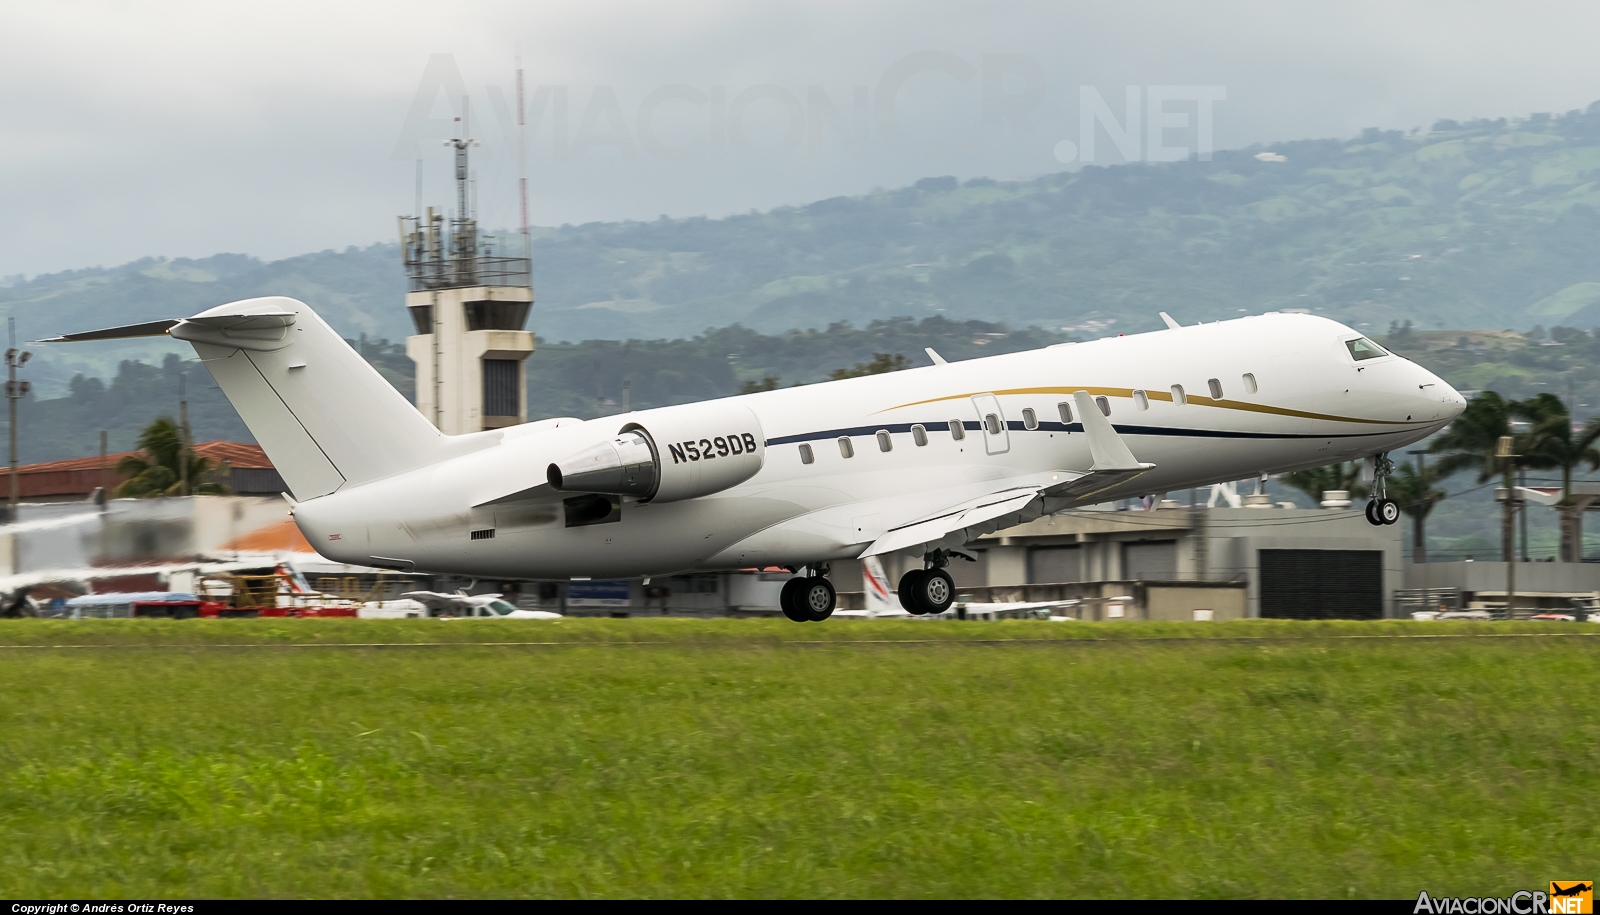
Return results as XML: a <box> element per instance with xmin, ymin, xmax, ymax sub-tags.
<box><xmin>0</xmin><ymin>619</ymin><xmax>1595</xmax><ymax>898</ymax></box>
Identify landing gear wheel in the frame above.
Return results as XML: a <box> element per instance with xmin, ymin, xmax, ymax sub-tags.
<box><xmin>779</xmin><ymin>578</ymin><xmax>811</xmax><ymax>622</ymax></box>
<box><xmin>897</xmin><ymin>569</ymin><xmax>929</xmax><ymax>614</ymax></box>
<box><xmin>1364</xmin><ymin>500</ymin><xmax>1382</xmax><ymax>526</ymax></box>
<box><xmin>801</xmin><ymin>576</ymin><xmax>836</xmax><ymax>621</ymax></box>
<box><xmin>1378</xmin><ymin>498</ymin><xmax>1401</xmax><ymax>525</ymax></box>
<box><xmin>915</xmin><ymin>568</ymin><xmax>956</xmax><ymax>616</ymax></box>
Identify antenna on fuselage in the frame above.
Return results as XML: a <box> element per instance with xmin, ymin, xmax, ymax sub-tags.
<box><xmin>1159</xmin><ymin>312</ymin><xmax>1182</xmax><ymax>330</ymax></box>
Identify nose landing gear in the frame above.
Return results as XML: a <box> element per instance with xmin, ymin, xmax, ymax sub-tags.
<box><xmin>1365</xmin><ymin>453</ymin><xmax>1400</xmax><ymax>526</ymax></box>
<box><xmin>780</xmin><ymin>565</ymin><xmax>836</xmax><ymax>622</ymax></box>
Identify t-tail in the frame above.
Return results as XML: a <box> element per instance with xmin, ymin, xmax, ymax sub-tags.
<box><xmin>40</xmin><ymin>297</ymin><xmax>448</xmax><ymax>499</ymax></box>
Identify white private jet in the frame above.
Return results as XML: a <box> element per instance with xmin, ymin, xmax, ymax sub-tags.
<box><xmin>43</xmin><ymin>299</ymin><xmax>1465</xmax><ymax>622</ymax></box>
<box><xmin>400</xmin><ymin>590</ymin><xmax>562</xmax><ymax>619</ymax></box>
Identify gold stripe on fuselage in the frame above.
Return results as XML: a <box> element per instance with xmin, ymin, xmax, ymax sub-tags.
<box><xmin>878</xmin><ymin>386</ymin><xmax>1411</xmax><ymax>426</ymax></box>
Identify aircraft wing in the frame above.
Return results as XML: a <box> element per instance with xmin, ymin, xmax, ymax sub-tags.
<box><xmin>862</xmin><ymin>485</ymin><xmax>1047</xmax><ymax>558</ymax></box>
<box><xmin>861</xmin><ymin>391</ymin><xmax>1156</xmax><ymax>558</ymax></box>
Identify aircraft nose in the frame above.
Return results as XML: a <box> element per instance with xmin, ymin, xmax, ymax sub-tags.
<box><xmin>1418</xmin><ymin>367</ymin><xmax>1466</xmax><ymax>421</ymax></box>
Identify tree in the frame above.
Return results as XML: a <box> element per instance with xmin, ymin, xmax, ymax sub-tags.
<box><xmin>828</xmin><ymin>353</ymin><xmax>910</xmax><ymax>380</ymax></box>
<box><xmin>1387</xmin><ymin>463</ymin><xmax>1447</xmax><ymax>562</ymax></box>
<box><xmin>1280</xmin><ymin>462</ymin><xmax>1368</xmax><ymax>505</ymax></box>
<box><xmin>1430</xmin><ymin>392</ymin><xmax>1562</xmax><ymax>563</ymax></box>
<box><xmin>739</xmin><ymin>376</ymin><xmax>782</xmax><ymax>394</ymax></box>
<box><xmin>113</xmin><ymin>417</ymin><xmax>231</xmax><ymax>498</ymax></box>
<box><xmin>1516</xmin><ymin>394</ymin><xmax>1600</xmax><ymax>561</ymax></box>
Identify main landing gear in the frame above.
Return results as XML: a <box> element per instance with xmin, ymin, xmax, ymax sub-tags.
<box><xmin>897</xmin><ymin>551</ymin><xmax>959</xmax><ymax>616</ymax></box>
<box><xmin>1365</xmin><ymin>452</ymin><xmax>1400</xmax><ymax>526</ymax></box>
<box><xmin>780</xmin><ymin>565</ymin><xmax>836</xmax><ymax>622</ymax></box>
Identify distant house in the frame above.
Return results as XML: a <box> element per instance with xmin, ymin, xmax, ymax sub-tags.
<box><xmin>0</xmin><ymin>442</ymin><xmax>286</xmax><ymax>502</ymax></box>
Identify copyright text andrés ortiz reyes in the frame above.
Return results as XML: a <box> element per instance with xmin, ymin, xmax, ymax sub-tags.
<box><xmin>13</xmin><ymin>906</ymin><xmax>196</xmax><ymax>914</ymax></box>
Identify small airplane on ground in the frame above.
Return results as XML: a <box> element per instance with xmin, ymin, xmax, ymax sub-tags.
<box><xmin>400</xmin><ymin>590</ymin><xmax>562</xmax><ymax>619</ymax></box>
<box><xmin>43</xmin><ymin>299</ymin><xmax>1465</xmax><ymax>622</ymax></box>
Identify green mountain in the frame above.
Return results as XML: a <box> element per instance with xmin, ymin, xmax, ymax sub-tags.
<box><xmin>12</xmin><ymin>101</ymin><xmax>1600</xmax><ymax>391</ymax></box>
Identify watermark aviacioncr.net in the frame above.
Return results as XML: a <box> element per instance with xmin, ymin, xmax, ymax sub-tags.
<box><xmin>1415</xmin><ymin>882</ymin><xmax>1593</xmax><ymax>914</ymax></box>
<box><xmin>392</xmin><ymin>52</ymin><xmax>1224</xmax><ymax>166</ymax></box>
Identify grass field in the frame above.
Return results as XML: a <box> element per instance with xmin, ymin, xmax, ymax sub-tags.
<box><xmin>0</xmin><ymin>618</ymin><xmax>1595</xmax><ymax>898</ymax></box>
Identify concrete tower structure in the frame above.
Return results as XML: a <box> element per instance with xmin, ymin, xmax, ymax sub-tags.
<box><xmin>400</xmin><ymin>134</ymin><xmax>535</xmax><ymax>435</ymax></box>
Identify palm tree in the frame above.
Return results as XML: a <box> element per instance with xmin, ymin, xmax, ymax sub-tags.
<box><xmin>113</xmin><ymin>417</ymin><xmax>231</xmax><ymax>498</ymax></box>
<box><xmin>1516</xmin><ymin>395</ymin><xmax>1600</xmax><ymax>561</ymax></box>
<box><xmin>1431</xmin><ymin>392</ymin><xmax>1515</xmax><ymax>562</ymax></box>
<box><xmin>1387</xmin><ymin>463</ymin><xmax>1446</xmax><ymax>562</ymax></box>
<box><xmin>1280</xmin><ymin>462</ymin><xmax>1368</xmax><ymax>505</ymax></box>
<box><xmin>1431</xmin><ymin>392</ymin><xmax>1565</xmax><ymax>563</ymax></box>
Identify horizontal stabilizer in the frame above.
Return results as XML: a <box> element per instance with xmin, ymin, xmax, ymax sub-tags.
<box><xmin>33</xmin><ymin>319</ymin><xmax>180</xmax><ymax>343</ymax></box>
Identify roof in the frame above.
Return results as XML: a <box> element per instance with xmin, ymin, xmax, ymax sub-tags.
<box><xmin>0</xmin><ymin>442</ymin><xmax>276</xmax><ymax>498</ymax></box>
<box><xmin>0</xmin><ymin>441</ymin><xmax>273</xmax><ymax>476</ymax></box>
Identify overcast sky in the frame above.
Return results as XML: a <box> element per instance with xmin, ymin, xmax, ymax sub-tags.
<box><xmin>6</xmin><ymin>0</ymin><xmax>1600</xmax><ymax>278</ymax></box>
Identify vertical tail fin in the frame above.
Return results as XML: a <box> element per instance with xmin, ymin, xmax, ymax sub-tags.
<box><xmin>172</xmin><ymin>297</ymin><xmax>447</xmax><ymax>499</ymax></box>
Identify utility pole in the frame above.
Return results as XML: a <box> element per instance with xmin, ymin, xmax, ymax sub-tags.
<box><xmin>5</xmin><ymin>318</ymin><xmax>31</xmax><ymax>523</ymax></box>
<box><xmin>98</xmin><ymin>430</ymin><xmax>108</xmax><ymax>508</ymax></box>
<box><xmin>1407</xmin><ymin>449</ymin><xmax>1429</xmax><ymax>564</ymax></box>
<box><xmin>1496</xmin><ymin>434</ymin><xmax>1518</xmax><ymax>617</ymax></box>
<box><xmin>178</xmin><ymin>372</ymin><xmax>191</xmax><ymax>497</ymax></box>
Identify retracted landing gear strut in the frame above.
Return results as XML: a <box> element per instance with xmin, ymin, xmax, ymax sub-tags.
<box><xmin>1366</xmin><ymin>452</ymin><xmax>1400</xmax><ymax>526</ymax></box>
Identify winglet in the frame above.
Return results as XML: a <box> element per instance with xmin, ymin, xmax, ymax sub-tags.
<box><xmin>1159</xmin><ymin>312</ymin><xmax>1182</xmax><ymax>330</ymax></box>
<box><xmin>1071</xmin><ymin>391</ymin><xmax>1153</xmax><ymax>472</ymax></box>
<box><xmin>925</xmin><ymin>347</ymin><xmax>948</xmax><ymax>366</ymax></box>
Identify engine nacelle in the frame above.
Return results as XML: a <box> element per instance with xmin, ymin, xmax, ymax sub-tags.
<box><xmin>547</xmin><ymin>400</ymin><xmax>765</xmax><ymax>503</ymax></box>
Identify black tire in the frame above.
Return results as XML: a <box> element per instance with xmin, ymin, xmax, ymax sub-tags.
<box><xmin>779</xmin><ymin>578</ymin><xmax>811</xmax><ymax>622</ymax></box>
<box><xmin>802</xmin><ymin>576</ymin><xmax>836</xmax><ymax>621</ymax></box>
<box><xmin>918</xmin><ymin>568</ymin><xmax>956</xmax><ymax>615</ymax></box>
<box><xmin>1364</xmin><ymin>500</ymin><xmax>1382</xmax><ymax>526</ymax></box>
<box><xmin>897</xmin><ymin>569</ymin><xmax>928</xmax><ymax>614</ymax></box>
<box><xmin>1379</xmin><ymin>498</ymin><xmax>1401</xmax><ymax>525</ymax></box>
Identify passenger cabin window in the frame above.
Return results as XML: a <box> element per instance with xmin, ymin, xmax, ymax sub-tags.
<box><xmin>1022</xmin><ymin>408</ymin><xmax>1038</xmax><ymax>430</ymax></box>
<box><xmin>876</xmin><ymin>430</ymin><xmax>892</xmax><ymax>452</ymax></box>
<box><xmin>984</xmin><ymin>413</ymin><xmax>1002</xmax><ymax>435</ymax></box>
<box><xmin>1133</xmin><ymin>390</ymin><xmax>1149</xmax><ymax>411</ymax></box>
<box><xmin>1095</xmin><ymin>396</ymin><xmax>1111</xmax><ymax>417</ymax></box>
<box><xmin>1346</xmin><ymin>337</ymin><xmax>1388</xmax><ymax>361</ymax></box>
<box><xmin>1242</xmin><ymin>372</ymin><xmax>1258</xmax><ymax>395</ymax></box>
<box><xmin>1057</xmin><ymin>402</ymin><xmax>1073</xmax><ymax>423</ymax></box>
<box><xmin>1171</xmin><ymin>384</ymin><xmax>1187</xmax><ymax>405</ymax></box>
<box><xmin>1207</xmin><ymin>378</ymin><xmax>1223</xmax><ymax>399</ymax></box>
<box><xmin>799</xmin><ymin>443</ymin><xmax>814</xmax><ymax>464</ymax></box>
<box><xmin>911</xmin><ymin>424</ymin><xmax>928</xmax><ymax>446</ymax></box>
<box><xmin>838</xmin><ymin>437</ymin><xmax>854</xmax><ymax>458</ymax></box>
<box><xmin>949</xmin><ymin>419</ymin><xmax>966</xmax><ymax>441</ymax></box>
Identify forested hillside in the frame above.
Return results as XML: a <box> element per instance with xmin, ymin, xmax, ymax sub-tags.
<box><xmin>13</xmin><ymin>102</ymin><xmax>1600</xmax><ymax>398</ymax></box>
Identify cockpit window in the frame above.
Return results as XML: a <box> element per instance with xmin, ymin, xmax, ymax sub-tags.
<box><xmin>487</xmin><ymin>599</ymin><xmax>518</xmax><ymax>616</ymax></box>
<box><xmin>1346</xmin><ymin>337</ymin><xmax>1388</xmax><ymax>361</ymax></box>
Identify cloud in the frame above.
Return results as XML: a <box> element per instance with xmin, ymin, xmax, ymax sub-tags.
<box><xmin>4</xmin><ymin>0</ymin><xmax>1600</xmax><ymax>277</ymax></box>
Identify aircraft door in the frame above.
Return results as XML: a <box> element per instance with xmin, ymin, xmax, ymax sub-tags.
<box><xmin>970</xmin><ymin>393</ymin><xmax>1010</xmax><ymax>455</ymax></box>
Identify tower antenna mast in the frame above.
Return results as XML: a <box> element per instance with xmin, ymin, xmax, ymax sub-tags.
<box><xmin>517</xmin><ymin>53</ymin><xmax>530</xmax><ymax>246</ymax></box>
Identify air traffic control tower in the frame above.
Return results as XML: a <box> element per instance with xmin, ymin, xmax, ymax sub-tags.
<box><xmin>400</xmin><ymin>136</ymin><xmax>535</xmax><ymax>435</ymax></box>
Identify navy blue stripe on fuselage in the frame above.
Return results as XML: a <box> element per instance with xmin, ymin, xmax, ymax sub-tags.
<box><xmin>764</xmin><ymin>420</ymin><xmax>1420</xmax><ymax>447</ymax></box>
